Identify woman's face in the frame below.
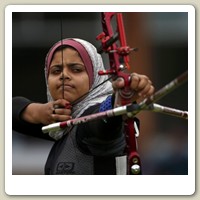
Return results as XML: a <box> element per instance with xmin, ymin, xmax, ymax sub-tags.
<box><xmin>48</xmin><ymin>48</ymin><xmax>90</xmax><ymax>103</ymax></box>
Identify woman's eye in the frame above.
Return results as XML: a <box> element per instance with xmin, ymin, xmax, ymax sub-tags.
<box><xmin>70</xmin><ymin>65</ymin><xmax>85</xmax><ymax>73</ymax></box>
<box><xmin>50</xmin><ymin>67</ymin><xmax>62</xmax><ymax>75</ymax></box>
<box><xmin>72</xmin><ymin>68</ymin><xmax>81</xmax><ymax>72</ymax></box>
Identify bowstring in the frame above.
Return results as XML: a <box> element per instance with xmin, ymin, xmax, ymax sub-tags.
<box><xmin>59</xmin><ymin>16</ymin><xmax>83</xmax><ymax>173</ymax></box>
<box><xmin>60</xmin><ymin>18</ymin><xmax>65</xmax><ymax>99</ymax></box>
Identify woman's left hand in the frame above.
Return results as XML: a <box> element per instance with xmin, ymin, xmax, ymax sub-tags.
<box><xmin>112</xmin><ymin>73</ymin><xmax>155</xmax><ymax>103</ymax></box>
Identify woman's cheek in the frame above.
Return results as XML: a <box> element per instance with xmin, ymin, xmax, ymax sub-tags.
<box><xmin>48</xmin><ymin>79</ymin><xmax>57</xmax><ymax>99</ymax></box>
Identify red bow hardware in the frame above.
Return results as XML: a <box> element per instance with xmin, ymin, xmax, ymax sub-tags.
<box><xmin>96</xmin><ymin>12</ymin><xmax>141</xmax><ymax>175</ymax></box>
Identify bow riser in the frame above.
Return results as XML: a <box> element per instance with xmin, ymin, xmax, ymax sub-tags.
<box><xmin>97</xmin><ymin>13</ymin><xmax>133</xmax><ymax>105</ymax></box>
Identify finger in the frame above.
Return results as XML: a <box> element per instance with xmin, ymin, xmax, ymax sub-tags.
<box><xmin>136</xmin><ymin>76</ymin><xmax>149</xmax><ymax>92</ymax></box>
<box><xmin>53</xmin><ymin>108</ymin><xmax>72</xmax><ymax>116</ymax></box>
<box><xmin>112</xmin><ymin>77</ymin><xmax>125</xmax><ymax>90</ymax></box>
<box><xmin>137</xmin><ymin>84</ymin><xmax>151</xmax><ymax>97</ymax></box>
<box><xmin>52</xmin><ymin>114</ymin><xmax>72</xmax><ymax>122</ymax></box>
<box><xmin>47</xmin><ymin>114</ymin><xmax>57</xmax><ymax>124</ymax></box>
<box><xmin>136</xmin><ymin>85</ymin><xmax>155</xmax><ymax>102</ymax></box>
<box><xmin>145</xmin><ymin>85</ymin><xmax>155</xmax><ymax>97</ymax></box>
<box><xmin>54</xmin><ymin>99</ymin><xmax>72</xmax><ymax>109</ymax></box>
<box><xmin>130</xmin><ymin>73</ymin><xmax>141</xmax><ymax>90</ymax></box>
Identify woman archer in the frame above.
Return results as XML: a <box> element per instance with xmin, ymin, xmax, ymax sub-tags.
<box><xmin>12</xmin><ymin>38</ymin><xmax>154</xmax><ymax>175</ymax></box>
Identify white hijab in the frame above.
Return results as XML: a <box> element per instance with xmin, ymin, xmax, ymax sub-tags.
<box><xmin>44</xmin><ymin>38</ymin><xmax>113</xmax><ymax>140</ymax></box>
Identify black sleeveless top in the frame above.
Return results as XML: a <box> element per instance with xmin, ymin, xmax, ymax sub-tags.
<box><xmin>13</xmin><ymin>96</ymin><xmax>139</xmax><ymax>175</ymax></box>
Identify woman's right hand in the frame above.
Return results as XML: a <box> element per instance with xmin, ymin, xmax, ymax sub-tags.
<box><xmin>22</xmin><ymin>99</ymin><xmax>72</xmax><ymax>125</ymax></box>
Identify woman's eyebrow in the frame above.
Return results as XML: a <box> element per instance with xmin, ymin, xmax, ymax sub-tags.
<box><xmin>67</xmin><ymin>61</ymin><xmax>84</xmax><ymax>65</ymax></box>
<box><xmin>49</xmin><ymin>64</ymin><xmax>62</xmax><ymax>69</ymax></box>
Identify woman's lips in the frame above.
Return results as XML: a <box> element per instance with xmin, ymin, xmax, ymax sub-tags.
<box><xmin>58</xmin><ymin>84</ymin><xmax>74</xmax><ymax>90</ymax></box>
<box><xmin>63</xmin><ymin>85</ymin><xmax>73</xmax><ymax>89</ymax></box>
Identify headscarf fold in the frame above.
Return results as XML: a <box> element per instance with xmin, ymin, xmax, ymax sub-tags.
<box><xmin>44</xmin><ymin>38</ymin><xmax>113</xmax><ymax>140</ymax></box>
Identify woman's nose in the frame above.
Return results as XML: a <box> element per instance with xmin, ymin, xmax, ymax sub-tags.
<box><xmin>60</xmin><ymin>68</ymin><xmax>71</xmax><ymax>80</ymax></box>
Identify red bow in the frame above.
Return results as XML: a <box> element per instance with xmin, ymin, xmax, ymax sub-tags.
<box><xmin>96</xmin><ymin>12</ymin><xmax>142</xmax><ymax>175</ymax></box>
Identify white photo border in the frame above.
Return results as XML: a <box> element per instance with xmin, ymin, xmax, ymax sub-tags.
<box><xmin>5</xmin><ymin>4</ymin><xmax>195</xmax><ymax>195</ymax></box>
